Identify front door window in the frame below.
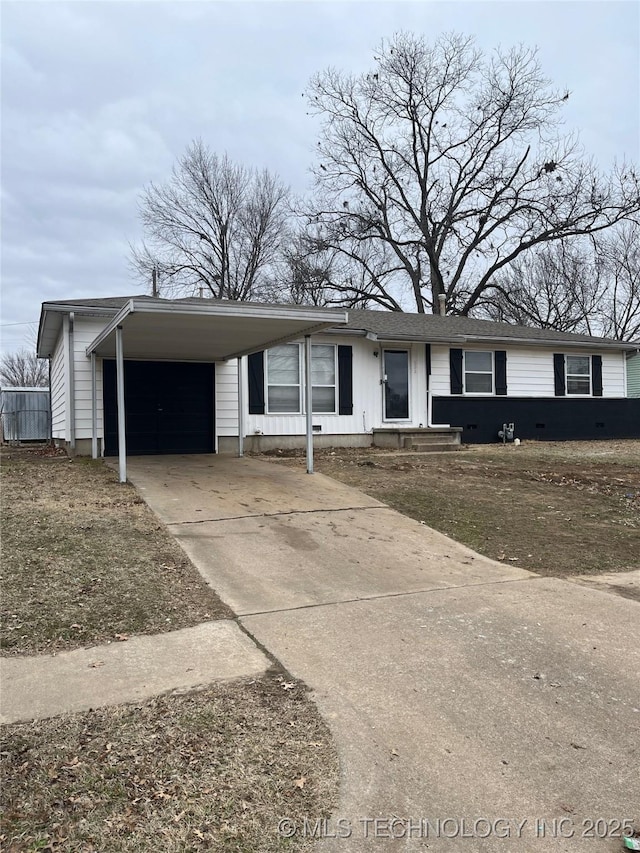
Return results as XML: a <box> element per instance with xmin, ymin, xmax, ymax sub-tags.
<box><xmin>383</xmin><ymin>350</ymin><xmax>409</xmax><ymax>419</ymax></box>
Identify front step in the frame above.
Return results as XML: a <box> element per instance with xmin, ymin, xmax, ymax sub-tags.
<box><xmin>406</xmin><ymin>442</ymin><xmax>461</xmax><ymax>453</ymax></box>
<box><xmin>373</xmin><ymin>427</ymin><xmax>462</xmax><ymax>451</ymax></box>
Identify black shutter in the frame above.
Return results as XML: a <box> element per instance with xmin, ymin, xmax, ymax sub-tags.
<box><xmin>495</xmin><ymin>350</ymin><xmax>507</xmax><ymax>396</ymax></box>
<box><xmin>337</xmin><ymin>345</ymin><xmax>353</xmax><ymax>415</ymax></box>
<box><xmin>553</xmin><ymin>353</ymin><xmax>566</xmax><ymax>397</ymax></box>
<box><xmin>450</xmin><ymin>348</ymin><xmax>463</xmax><ymax>395</ymax></box>
<box><xmin>425</xmin><ymin>344</ymin><xmax>431</xmax><ymax>391</ymax></box>
<box><xmin>248</xmin><ymin>351</ymin><xmax>265</xmax><ymax>414</ymax></box>
<box><xmin>592</xmin><ymin>354</ymin><xmax>603</xmax><ymax>397</ymax></box>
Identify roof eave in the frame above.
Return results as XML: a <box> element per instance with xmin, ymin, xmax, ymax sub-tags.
<box><xmin>85</xmin><ymin>300</ymin><xmax>135</xmax><ymax>356</ymax></box>
<box><xmin>333</xmin><ymin>326</ymin><xmax>635</xmax><ymax>350</ymax></box>
<box><xmin>85</xmin><ymin>299</ymin><xmax>349</xmax><ymax>360</ymax></box>
<box><xmin>222</xmin><ymin>322</ymin><xmax>351</xmax><ymax>360</ymax></box>
<box><xmin>462</xmin><ymin>334</ymin><xmax>637</xmax><ymax>351</ymax></box>
<box><xmin>37</xmin><ymin>302</ymin><xmax>123</xmax><ymax>358</ymax></box>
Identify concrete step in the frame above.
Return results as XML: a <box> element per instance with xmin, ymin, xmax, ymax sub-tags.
<box><xmin>404</xmin><ymin>443</ymin><xmax>461</xmax><ymax>453</ymax></box>
<box><xmin>403</xmin><ymin>434</ymin><xmax>460</xmax><ymax>447</ymax></box>
<box><xmin>373</xmin><ymin>427</ymin><xmax>462</xmax><ymax>450</ymax></box>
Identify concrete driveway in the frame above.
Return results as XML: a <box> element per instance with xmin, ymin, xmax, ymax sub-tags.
<box><xmin>125</xmin><ymin>454</ymin><xmax>640</xmax><ymax>851</ymax></box>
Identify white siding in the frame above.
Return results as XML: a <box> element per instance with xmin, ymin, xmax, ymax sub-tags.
<box><xmin>430</xmin><ymin>344</ymin><xmax>626</xmax><ymax>398</ymax></box>
<box><xmin>215</xmin><ymin>360</ymin><xmax>239</xmax><ymax>438</ymax></box>
<box><xmin>627</xmin><ymin>352</ymin><xmax>640</xmax><ymax>398</ymax></box>
<box><xmin>429</xmin><ymin>345</ymin><xmax>451</xmax><ymax>396</ymax></box>
<box><xmin>50</xmin><ymin>328</ymin><xmax>67</xmax><ymax>438</ymax></box>
<box><xmin>507</xmin><ymin>347</ymin><xmax>555</xmax><ymax>396</ymax></box>
<box><xmin>243</xmin><ymin>336</ymin><xmax>429</xmax><ymax>437</ymax></box>
<box><xmin>601</xmin><ymin>350</ymin><xmax>626</xmax><ymax>398</ymax></box>
<box><xmin>71</xmin><ymin>317</ymin><xmax>106</xmax><ymax>440</ymax></box>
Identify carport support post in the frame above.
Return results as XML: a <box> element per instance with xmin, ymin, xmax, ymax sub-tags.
<box><xmin>115</xmin><ymin>325</ymin><xmax>127</xmax><ymax>483</ymax></box>
<box><xmin>237</xmin><ymin>356</ymin><xmax>244</xmax><ymax>458</ymax></box>
<box><xmin>90</xmin><ymin>352</ymin><xmax>98</xmax><ymax>459</ymax></box>
<box><xmin>304</xmin><ymin>334</ymin><xmax>313</xmax><ymax>474</ymax></box>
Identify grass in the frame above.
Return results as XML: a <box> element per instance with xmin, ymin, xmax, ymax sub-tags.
<box><xmin>0</xmin><ymin>446</ymin><xmax>233</xmax><ymax>656</ymax></box>
<box><xmin>276</xmin><ymin>439</ymin><xmax>640</xmax><ymax>578</ymax></box>
<box><xmin>0</xmin><ymin>669</ymin><xmax>338</xmax><ymax>852</ymax></box>
<box><xmin>0</xmin><ymin>445</ymin><xmax>339</xmax><ymax>851</ymax></box>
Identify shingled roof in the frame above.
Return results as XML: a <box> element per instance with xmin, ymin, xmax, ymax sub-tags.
<box><xmin>40</xmin><ymin>295</ymin><xmax>635</xmax><ymax>349</ymax></box>
<box><xmin>342</xmin><ymin>308</ymin><xmax>623</xmax><ymax>346</ymax></box>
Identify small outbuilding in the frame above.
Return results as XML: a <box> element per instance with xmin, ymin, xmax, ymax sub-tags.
<box><xmin>0</xmin><ymin>387</ymin><xmax>51</xmax><ymax>442</ymax></box>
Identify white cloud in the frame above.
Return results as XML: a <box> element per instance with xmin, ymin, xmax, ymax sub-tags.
<box><xmin>1</xmin><ymin>0</ymin><xmax>638</xmax><ymax>354</ymax></box>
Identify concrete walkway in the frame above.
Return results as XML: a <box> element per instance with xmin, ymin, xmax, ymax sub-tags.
<box><xmin>0</xmin><ymin>621</ymin><xmax>269</xmax><ymax>724</ymax></box>
<box><xmin>125</xmin><ymin>454</ymin><xmax>640</xmax><ymax>852</ymax></box>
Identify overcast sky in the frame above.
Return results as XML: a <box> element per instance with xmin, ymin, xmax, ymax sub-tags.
<box><xmin>1</xmin><ymin>0</ymin><xmax>638</xmax><ymax>355</ymax></box>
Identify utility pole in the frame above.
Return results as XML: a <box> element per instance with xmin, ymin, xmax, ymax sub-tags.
<box><xmin>151</xmin><ymin>266</ymin><xmax>158</xmax><ymax>297</ymax></box>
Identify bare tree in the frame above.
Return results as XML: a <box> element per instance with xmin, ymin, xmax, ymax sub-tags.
<box><xmin>272</xmin><ymin>227</ymin><xmax>403</xmax><ymax>308</ymax></box>
<box><xmin>131</xmin><ymin>140</ymin><xmax>290</xmax><ymax>300</ymax></box>
<box><xmin>0</xmin><ymin>348</ymin><xmax>48</xmax><ymax>387</ymax></box>
<box><xmin>304</xmin><ymin>32</ymin><xmax>640</xmax><ymax>314</ymax></box>
<box><xmin>272</xmin><ymin>231</ymin><xmax>339</xmax><ymax>306</ymax></box>
<box><xmin>481</xmin><ymin>223</ymin><xmax>640</xmax><ymax>341</ymax></box>
<box><xmin>598</xmin><ymin>222</ymin><xmax>640</xmax><ymax>341</ymax></box>
<box><xmin>481</xmin><ymin>240</ymin><xmax>607</xmax><ymax>334</ymax></box>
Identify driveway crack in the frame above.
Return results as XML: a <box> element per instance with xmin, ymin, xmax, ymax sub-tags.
<box><xmin>239</xmin><ymin>575</ymin><xmax>541</xmax><ymax>618</ymax></box>
<box><xmin>167</xmin><ymin>504</ymin><xmax>388</xmax><ymax>526</ymax></box>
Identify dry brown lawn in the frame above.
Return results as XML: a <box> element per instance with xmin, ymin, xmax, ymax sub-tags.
<box><xmin>0</xmin><ymin>446</ymin><xmax>232</xmax><ymax>656</ymax></box>
<box><xmin>0</xmin><ymin>446</ymin><xmax>339</xmax><ymax>851</ymax></box>
<box><xmin>274</xmin><ymin>439</ymin><xmax>640</xmax><ymax>580</ymax></box>
<box><xmin>1</xmin><ymin>670</ymin><xmax>338</xmax><ymax>852</ymax></box>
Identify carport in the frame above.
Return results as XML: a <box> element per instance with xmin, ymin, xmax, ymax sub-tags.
<box><xmin>85</xmin><ymin>298</ymin><xmax>348</xmax><ymax>483</ymax></box>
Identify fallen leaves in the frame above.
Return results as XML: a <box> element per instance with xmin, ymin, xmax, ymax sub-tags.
<box><xmin>0</xmin><ymin>675</ymin><xmax>339</xmax><ymax>852</ymax></box>
<box><xmin>0</xmin><ymin>448</ymin><xmax>231</xmax><ymax>657</ymax></box>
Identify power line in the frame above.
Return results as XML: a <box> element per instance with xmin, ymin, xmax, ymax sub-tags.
<box><xmin>0</xmin><ymin>321</ymin><xmax>38</xmax><ymax>327</ymax></box>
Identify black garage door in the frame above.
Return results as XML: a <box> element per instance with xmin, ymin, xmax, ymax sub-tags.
<box><xmin>103</xmin><ymin>360</ymin><xmax>214</xmax><ymax>456</ymax></box>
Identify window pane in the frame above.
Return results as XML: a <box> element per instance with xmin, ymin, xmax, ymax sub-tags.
<box><xmin>465</xmin><ymin>373</ymin><xmax>493</xmax><ymax>393</ymax></box>
<box><xmin>268</xmin><ymin>385</ymin><xmax>300</xmax><ymax>412</ymax></box>
<box><xmin>465</xmin><ymin>351</ymin><xmax>492</xmax><ymax>372</ymax></box>
<box><xmin>312</xmin><ymin>386</ymin><xmax>335</xmax><ymax>413</ymax></box>
<box><xmin>311</xmin><ymin>345</ymin><xmax>335</xmax><ymax>384</ymax></box>
<box><xmin>384</xmin><ymin>350</ymin><xmax>409</xmax><ymax>419</ymax></box>
<box><xmin>567</xmin><ymin>377</ymin><xmax>590</xmax><ymax>395</ymax></box>
<box><xmin>567</xmin><ymin>355</ymin><xmax>590</xmax><ymax>376</ymax></box>
<box><xmin>268</xmin><ymin>345</ymin><xmax>299</xmax><ymax>384</ymax></box>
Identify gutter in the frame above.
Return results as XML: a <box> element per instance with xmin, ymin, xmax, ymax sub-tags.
<box><xmin>40</xmin><ymin>302</ymin><xmax>122</xmax><ymax>316</ymax></box>
<box><xmin>326</xmin><ymin>327</ymin><xmax>637</xmax><ymax>351</ymax></box>
<box><xmin>460</xmin><ymin>333</ymin><xmax>638</xmax><ymax>352</ymax></box>
<box><xmin>68</xmin><ymin>312</ymin><xmax>75</xmax><ymax>451</ymax></box>
<box><xmin>38</xmin><ymin>304</ymin><xmax>121</xmax><ymax>359</ymax></box>
<box><xmin>48</xmin><ymin>358</ymin><xmax>53</xmax><ymax>445</ymax></box>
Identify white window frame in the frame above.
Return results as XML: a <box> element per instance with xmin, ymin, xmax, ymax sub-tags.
<box><xmin>565</xmin><ymin>354</ymin><xmax>592</xmax><ymax>396</ymax></box>
<box><xmin>265</xmin><ymin>343</ymin><xmax>338</xmax><ymax>415</ymax></box>
<box><xmin>310</xmin><ymin>343</ymin><xmax>338</xmax><ymax>415</ymax></box>
<box><xmin>463</xmin><ymin>350</ymin><xmax>494</xmax><ymax>395</ymax></box>
<box><xmin>266</xmin><ymin>344</ymin><xmax>302</xmax><ymax>414</ymax></box>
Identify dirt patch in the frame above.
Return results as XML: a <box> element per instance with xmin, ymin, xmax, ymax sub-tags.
<box><xmin>0</xmin><ymin>448</ymin><xmax>232</xmax><ymax>656</ymax></box>
<box><xmin>0</xmin><ymin>668</ymin><xmax>338</xmax><ymax>852</ymax></box>
<box><xmin>274</xmin><ymin>440</ymin><xmax>640</xmax><ymax>578</ymax></box>
<box><xmin>607</xmin><ymin>584</ymin><xmax>640</xmax><ymax>602</ymax></box>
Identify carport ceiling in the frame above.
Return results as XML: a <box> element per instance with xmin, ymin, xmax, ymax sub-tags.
<box><xmin>87</xmin><ymin>299</ymin><xmax>349</xmax><ymax>361</ymax></box>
